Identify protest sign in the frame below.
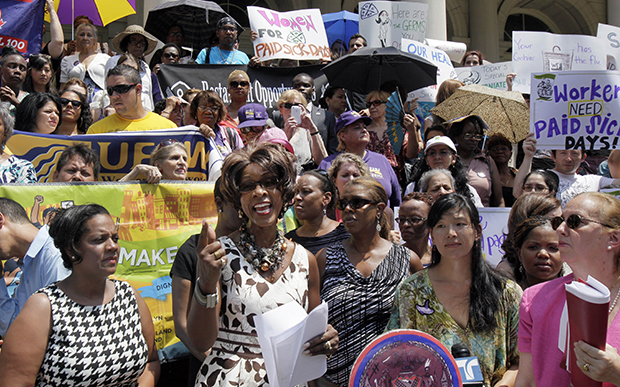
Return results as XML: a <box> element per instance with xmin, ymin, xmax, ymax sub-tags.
<box><xmin>359</xmin><ymin>1</ymin><xmax>427</xmax><ymax>49</ymax></box>
<box><xmin>0</xmin><ymin>181</ymin><xmax>217</xmax><ymax>361</ymax></box>
<box><xmin>478</xmin><ymin>207</ymin><xmax>510</xmax><ymax>267</ymax></box>
<box><xmin>512</xmin><ymin>31</ymin><xmax>606</xmax><ymax>94</ymax></box>
<box><xmin>454</xmin><ymin>61</ymin><xmax>526</xmax><ymax>91</ymax></box>
<box><xmin>158</xmin><ymin>64</ymin><xmax>328</xmax><ymax>114</ymax></box>
<box><xmin>401</xmin><ymin>38</ymin><xmax>455</xmax><ymax>117</ymax></box>
<box><xmin>0</xmin><ymin>0</ymin><xmax>44</xmax><ymax>55</ymax></box>
<box><xmin>248</xmin><ymin>6</ymin><xmax>330</xmax><ymax>62</ymax></box>
<box><xmin>425</xmin><ymin>38</ymin><xmax>467</xmax><ymax>63</ymax></box>
<box><xmin>597</xmin><ymin>23</ymin><xmax>620</xmax><ymax>70</ymax></box>
<box><xmin>530</xmin><ymin>70</ymin><xmax>620</xmax><ymax>150</ymax></box>
<box><xmin>6</xmin><ymin>128</ymin><xmax>223</xmax><ymax>182</ymax></box>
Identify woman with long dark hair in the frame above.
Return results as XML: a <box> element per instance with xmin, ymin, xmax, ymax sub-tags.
<box><xmin>54</xmin><ymin>89</ymin><xmax>92</xmax><ymax>135</ymax></box>
<box><xmin>23</xmin><ymin>54</ymin><xmax>56</xmax><ymax>95</ymax></box>
<box><xmin>387</xmin><ymin>193</ymin><xmax>521</xmax><ymax>386</ymax></box>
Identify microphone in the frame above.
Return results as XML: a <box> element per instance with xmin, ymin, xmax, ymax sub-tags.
<box><xmin>451</xmin><ymin>343</ymin><xmax>484</xmax><ymax>386</ymax></box>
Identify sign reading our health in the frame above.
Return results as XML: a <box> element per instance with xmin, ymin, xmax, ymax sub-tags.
<box><xmin>359</xmin><ymin>1</ymin><xmax>427</xmax><ymax>50</ymax></box>
<box><xmin>530</xmin><ymin>70</ymin><xmax>620</xmax><ymax>150</ymax></box>
<box><xmin>512</xmin><ymin>31</ymin><xmax>606</xmax><ymax>94</ymax></box>
<box><xmin>248</xmin><ymin>6</ymin><xmax>330</xmax><ymax>62</ymax></box>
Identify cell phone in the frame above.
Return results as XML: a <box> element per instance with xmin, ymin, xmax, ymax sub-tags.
<box><xmin>291</xmin><ymin>105</ymin><xmax>302</xmax><ymax>124</ymax></box>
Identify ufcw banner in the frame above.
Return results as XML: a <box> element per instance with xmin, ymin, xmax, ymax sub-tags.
<box><xmin>6</xmin><ymin>128</ymin><xmax>223</xmax><ymax>182</ymax></box>
<box><xmin>0</xmin><ymin>0</ymin><xmax>45</xmax><ymax>56</ymax></box>
<box><xmin>0</xmin><ymin>181</ymin><xmax>217</xmax><ymax>361</ymax></box>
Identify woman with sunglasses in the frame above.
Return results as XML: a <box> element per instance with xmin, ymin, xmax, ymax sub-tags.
<box><xmin>277</xmin><ymin>89</ymin><xmax>328</xmax><ymax>171</ymax></box>
<box><xmin>120</xmin><ymin>139</ymin><xmax>188</xmax><ymax>183</ymax></box>
<box><xmin>315</xmin><ymin>176</ymin><xmax>422</xmax><ymax>387</ymax></box>
<box><xmin>447</xmin><ymin>115</ymin><xmax>504</xmax><ymax>207</ymax></box>
<box><xmin>221</xmin><ymin>70</ymin><xmax>251</xmax><ymax>131</ymax></box>
<box><xmin>515</xmin><ymin>192</ymin><xmax>620</xmax><ymax>387</ymax></box>
<box><xmin>286</xmin><ymin>170</ymin><xmax>350</xmax><ymax>254</ymax></box>
<box><xmin>59</xmin><ymin>23</ymin><xmax>110</xmax><ymax>106</ymax></box>
<box><xmin>54</xmin><ymin>89</ymin><xmax>92</xmax><ymax>135</ymax></box>
<box><xmin>23</xmin><ymin>54</ymin><xmax>56</xmax><ymax>95</ymax></box>
<box><xmin>190</xmin><ymin>90</ymin><xmax>243</xmax><ymax>158</ymax></box>
<box><xmin>187</xmin><ymin>143</ymin><xmax>338</xmax><ymax>387</ymax></box>
<box><xmin>387</xmin><ymin>193</ymin><xmax>521</xmax><ymax>386</ymax></box>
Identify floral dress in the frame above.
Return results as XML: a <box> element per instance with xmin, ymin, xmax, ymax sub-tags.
<box><xmin>385</xmin><ymin>270</ymin><xmax>522</xmax><ymax>387</ymax></box>
<box><xmin>195</xmin><ymin>236</ymin><xmax>310</xmax><ymax>387</ymax></box>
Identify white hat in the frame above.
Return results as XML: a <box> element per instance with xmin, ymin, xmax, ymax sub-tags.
<box><xmin>425</xmin><ymin>136</ymin><xmax>457</xmax><ymax>153</ymax></box>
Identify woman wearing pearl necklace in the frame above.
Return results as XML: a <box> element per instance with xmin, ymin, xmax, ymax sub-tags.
<box><xmin>516</xmin><ymin>192</ymin><xmax>620</xmax><ymax>387</ymax></box>
<box><xmin>187</xmin><ymin>143</ymin><xmax>338</xmax><ymax>386</ymax></box>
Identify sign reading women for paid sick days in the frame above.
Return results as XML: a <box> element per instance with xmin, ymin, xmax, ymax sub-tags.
<box><xmin>359</xmin><ymin>1</ymin><xmax>427</xmax><ymax>50</ymax></box>
<box><xmin>530</xmin><ymin>71</ymin><xmax>620</xmax><ymax>150</ymax></box>
<box><xmin>512</xmin><ymin>31</ymin><xmax>606</xmax><ymax>94</ymax></box>
<box><xmin>248</xmin><ymin>6</ymin><xmax>330</xmax><ymax>62</ymax></box>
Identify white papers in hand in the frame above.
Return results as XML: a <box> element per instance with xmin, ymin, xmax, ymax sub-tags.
<box><xmin>255</xmin><ymin>301</ymin><xmax>328</xmax><ymax>387</ymax></box>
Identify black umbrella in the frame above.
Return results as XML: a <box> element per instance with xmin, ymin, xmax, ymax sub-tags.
<box><xmin>321</xmin><ymin>46</ymin><xmax>437</xmax><ymax>94</ymax></box>
<box><xmin>145</xmin><ymin>0</ymin><xmax>244</xmax><ymax>51</ymax></box>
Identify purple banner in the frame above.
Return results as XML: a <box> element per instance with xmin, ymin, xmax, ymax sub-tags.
<box><xmin>0</xmin><ymin>0</ymin><xmax>44</xmax><ymax>56</ymax></box>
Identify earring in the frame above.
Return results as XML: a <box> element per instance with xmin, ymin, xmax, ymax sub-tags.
<box><xmin>608</xmin><ymin>246</ymin><xmax>612</xmax><ymax>251</ymax></box>
<box><xmin>376</xmin><ymin>216</ymin><xmax>381</xmax><ymax>232</ymax></box>
<box><xmin>217</xmin><ymin>207</ymin><xmax>223</xmax><ymax>213</ymax></box>
<box><xmin>238</xmin><ymin>209</ymin><xmax>244</xmax><ymax>219</ymax></box>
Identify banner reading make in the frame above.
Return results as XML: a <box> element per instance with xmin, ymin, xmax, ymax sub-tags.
<box><xmin>530</xmin><ymin>70</ymin><xmax>620</xmax><ymax>150</ymax></box>
<box><xmin>248</xmin><ymin>6</ymin><xmax>330</xmax><ymax>62</ymax></box>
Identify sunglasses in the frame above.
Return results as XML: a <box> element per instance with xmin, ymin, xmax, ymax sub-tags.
<box><xmin>107</xmin><ymin>83</ymin><xmax>137</xmax><ymax>96</ymax></box>
<box><xmin>550</xmin><ymin>214</ymin><xmax>614</xmax><ymax>230</ymax></box>
<box><xmin>239</xmin><ymin>126</ymin><xmax>265</xmax><ymax>134</ymax></box>
<box><xmin>396</xmin><ymin>217</ymin><xmax>427</xmax><ymax>225</ymax></box>
<box><xmin>159</xmin><ymin>139</ymin><xmax>179</xmax><ymax>147</ymax></box>
<box><xmin>239</xmin><ymin>176</ymin><xmax>280</xmax><ymax>193</ymax></box>
<box><xmin>60</xmin><ymin>98</ymin><xmax>81</xmax><ymax>108</ymax></box>
<box><xmin>162</xmin><ymin>52</ymin><xmax>179</xmax><ymax>59</ymax></box>
<box><xmin>366</xmin><ymin>100</ymin><xmax>386</xmax><ymax>108</ymax></box>
<box><xmin>281</xmin><ymin>102</ymin><xmax>302</xmax><ymax>109</ymax></box>
<box><xmin>230</xmin><ymin>81</ymin><xmax>249</xmax><ymax>88</ymax></box>
<box><xmin>336</xmin><ymin>197</ymin><xmax>378</xmax><ymax>211</ymax></box>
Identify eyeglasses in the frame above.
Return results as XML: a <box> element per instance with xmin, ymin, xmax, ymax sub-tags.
<box><xmin>239</xmin><ymin>126</ymin><xmax>265</xmax><ymax>134</ymax></box>
<box><xmin>425</xmin><ymin>149</ymin><xmax>453</xmax><ymax>158</ymax></box>
<box><xmin>107</xmin><ymin>83</ymin><xmax>137</xmax><ymax>96</ymax></box>
<box><xmin>550</xmin><ymin>214</ymin><xmax>614</xmax><ymax>230</ymax></box>
<box><xmin>366</xmin><ymin>100</ymin><xmax>386</xmax><ymax>108</ymax></box>
<box><xmin>239</xmin><ymin>176</ymin><xmax>280</xmax><ymax>193</ymax></box>
<box><xmin>167</xmin><ymin>32</ymin><xmax>183</xmax><ymax>38</ymax></box>
<box><xmin>197</xmin><ymin>105</ymin><xmax>218</xmax><ymax>113</ymax></box>
<box><xmin>60</xmin><ymin>98</ymin><xmax>82</xmax><ymax>108</ymax></box>
<box><xmin>281</xmin><ymin>102</ymin><xmax>302</xmax><ymax>110</ymax></box>
<box><xmin>462</xmin><ymin>133</ymin><xmax>483</xmax><ymax>141</ymax></box>
<box><xmin>129</xmin><ymin>39</ymin><xmax>146</xmax><ymax>47</ymax></box>
<box><xmin>230</xmin><ymin>81</ymin><xmax>249</xmax><ymax>88</ymax></box>
<box><xmin>336</xmin><ymin>197</ymin><xmax>378</xmax><ymax>211</ymax></box>
<box><xmin>219</xmin><ymin>26</ymin><xmax>237</xmax><ymax>33</ymax></box>
<box><xmin>522</xmin><ymin>184</ymin><xmax>549</xmax><ymax>193</ymax></box>
<box><xmin>396</xmin><ymin>217</ymin><xmax>427</xmax><ymax>225</ymax></box>
<box><xmin>159</xmin><ymin>139</ymin><xmax>179</xmax><ymax>147</ymax></box>
<box><xmin>162</xmin><ymin>52</ymin><xmax>179</xmax><ymax>59</ymax></box>
<box><xmin>490</xmin><ymin>146</ymin><xmax>511</xmax><ymax>153</ymax></box>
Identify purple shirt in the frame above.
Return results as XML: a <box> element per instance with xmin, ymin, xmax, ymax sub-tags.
<box><xmin>319</xmin><ymin>150</ymin><xmax>401</xmax><ymax>208</ymax></box>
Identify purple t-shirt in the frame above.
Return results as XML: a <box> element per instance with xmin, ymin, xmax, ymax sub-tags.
<box><xmin>519</xmin><ymin>273</ymin><xmax>620</xmax><ymax>387</ymax></box>
<box><xmin>318</xmin><ymin>151</ymin><xmax>401</xmax><ymax>207</ymax></box>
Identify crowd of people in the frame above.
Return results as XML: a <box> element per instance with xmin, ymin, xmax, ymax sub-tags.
<box><xmin>0</xmin><ymin>3</ymin><xmax>620</xmax><ymax>387</ymax></box>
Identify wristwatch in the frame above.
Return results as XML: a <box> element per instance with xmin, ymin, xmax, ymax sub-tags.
<box><xmin>194</xmin><ymin>278</ymin><xmax>219</xmax><ymax>308</ymax></box>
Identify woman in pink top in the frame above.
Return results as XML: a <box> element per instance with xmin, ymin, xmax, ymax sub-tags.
<box><xmin>515</xmin><ymin>192</ymin><xmax>620</xmax><ymax>387</ymax></box>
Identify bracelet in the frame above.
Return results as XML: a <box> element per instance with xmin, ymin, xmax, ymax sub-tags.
<box><xmin>194</xmin><ymin>278</ymin><xmax>219</xmax><ymax>308</ymax></box>
<box><xmin>310</xmin><ymin>131</ymin><xmax>320</xmax><ymax>136</ymax></box>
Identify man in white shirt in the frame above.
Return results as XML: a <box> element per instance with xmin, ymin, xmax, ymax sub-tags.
<box><xmin>551</xmin><ymin>149</ymin><xmax>619</xmax><ymax>207</ymax></box>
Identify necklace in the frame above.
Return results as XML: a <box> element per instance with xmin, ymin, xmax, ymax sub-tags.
<box><xmin>238</xmin><ymin>224</ymin><xmax>287</xmax><ymax>272</ymax></box>
<box><xmin>609</xmin><ymin>276</ymin><xmax>620</xmax><ymax>313</ymax></box>
<box><xmin>217</xmin><ymin>46</ymin><xmax>236</xmax><ymax>64</ymax></box>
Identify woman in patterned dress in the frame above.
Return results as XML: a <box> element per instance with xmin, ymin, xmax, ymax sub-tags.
<box><xmin>0</xmin><ymin>204</ymin><xmax>160</xmax><ymax>386</ymax></box>
<box><xmin>386</xmin><ymin>193</ymin><xmax>521</xmax><ymax>386</ymax></box>
<box><xmin>0</xmin><ymin>105</ymin><xmax>37</xmax><ymax>183</ymax></box>
<box><xmin>315</xmin><ymin>177</ymin><xmax>423</xmax><ymax>387</ymax></box>
<box><xmin>187</xmin><ymin>143</ymin><xmax>338</xmax><ymax>387</ymax></box>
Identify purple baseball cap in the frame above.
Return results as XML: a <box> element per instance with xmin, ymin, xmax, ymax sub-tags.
<box><xmin>238</xmin><ymin>103</ymin><xmax>268</xmax><ymax>129</ymax></box>
<box><xmin>334</xmin><ymin>111</ymin><xmax>372</xmax><ymax>134</ymax></box>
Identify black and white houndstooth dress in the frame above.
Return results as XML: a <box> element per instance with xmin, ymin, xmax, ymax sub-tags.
<box><xmin>35</xmin><ymin>280</ymin><xmax>148</xmax><ymax>387</ymax></box>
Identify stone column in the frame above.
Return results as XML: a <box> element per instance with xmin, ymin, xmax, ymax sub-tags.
<box><xmin>468</xmin><ymin>0</ymin><xmax>499</xmax><ymax>62</ymax></box>
<box><xmin>415</xmin><ymin>0</ymin><xmax>447</xmax><ymax>41</ymax></box>
<box><xmin>609</xmin><ymin>0</ymin><xmax>620</xmax><ymax>27</ymax></box>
